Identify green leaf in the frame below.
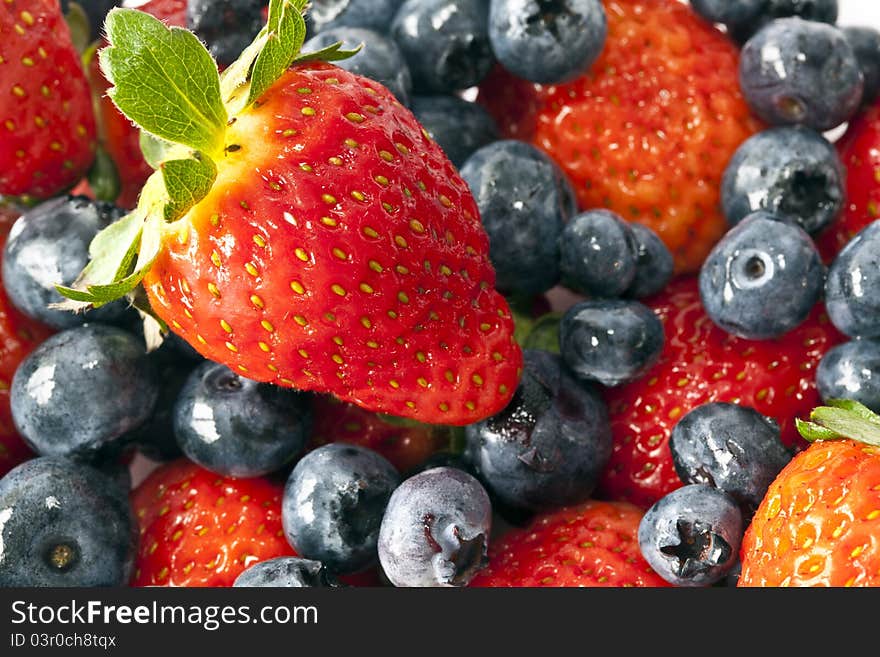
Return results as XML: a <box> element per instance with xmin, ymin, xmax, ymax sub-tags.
<box><xmin>99</xmin><ymin>8</ymin><xmax>227</xmax><ymax>157</ymax></box>
<box><xmin>795</xmin><ymin>401</ymin><xmax>880</xmax><ymax>447</ymax></box>
<box><xmin>87</xmin><ymin>147</ymin><xmax>121</xmax><ymax>203</ymax></box>
<box><xmin>160</xmin><ymin>154</ymin><xmax>217</xmax><ymax>221</ymax></box>
<box><xmin>294</xmin><ymin>41</ymin><xmax>362</xmax><ymax>64</ymax></box>
<box><xmin>795</xmin><ymin>418</ymin><xmax>843</xmax><ymax>443</ymax></box>
<box><xmin>825</xmin><ymin>398</ymin><xmax>880</xmax><ymax>424</ymax></box>
<box><xmin>139</xmin><ymin>132</ymin><xmax>179</xmax><ymax>170</ymax></box>
<box><xmin>247</xmin><ymin>0</ymin><xmax>307</xmax><ymax>105</ymax></box>
<box><xmin>64</xmin><ymin>2</ymin><xmax>91</xmax><ymax>55</ymax></box>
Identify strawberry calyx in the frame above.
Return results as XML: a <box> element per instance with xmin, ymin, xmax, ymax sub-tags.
<box><xmin>54</xmin><ymin>0</ymin><xmax>358</xmax><ymax>315</ymax></box>
<box><xmin>796</xmin><ymin>399</ymin><xmax>880</xmax><ymax>447</ymax></box>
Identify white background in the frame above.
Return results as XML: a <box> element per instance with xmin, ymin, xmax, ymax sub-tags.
<box><xmin>839</xmin><ymin>0</ymin><xmax>880</xmax><ymax>27</ymax></box>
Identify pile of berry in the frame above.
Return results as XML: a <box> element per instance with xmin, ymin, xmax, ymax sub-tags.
<box><xmin>1</xmin><ymin>0</ymin><xmax>880</xmax><ymax>589</ymax></box>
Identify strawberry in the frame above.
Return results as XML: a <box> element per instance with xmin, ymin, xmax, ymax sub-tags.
<box><xmin>600</xmin><ymin>277</ymin><xmax>843</xmax><ymax>509</ymax></box>
<box><xmin>0</xmin><ymin>203</ymin><xmax>54</xmax><ymax>477</ymax></box>
<box><xmin>817</xmin><ymin>98</ymin><xmax>880</xmax><ymax>262</ymax></box>
<box><xmin>478</xmin><ymin>0</ymin><xmax>762</xmax><ymax>274</ymax></box>
<box><xmin>308</xmin><ymin>394</ymin><xmax>454</xmax><ymax>473</ymax></box>
<box><xmin>0</xmin><ymin>0</ymin><xmax>97</xmax><ymax>198</ymax></box>
<box><xmin>470</xmin><ymin>500</ymin><xmax>670</xmax><ymax>587</ymax></box>
<box><xmin>58</xmin><ymin>2</ymin><xmax>521</xmax><ymax>426</ymax></box>
<box><xmin>739</xmin><ymin>400</ymin><xmax>880</xmax><ymax>587</ymax></box>
<box><xmin>131</xmin><ymin>457</ymin><xmax>295</xmax><ymax>587</ymax></box>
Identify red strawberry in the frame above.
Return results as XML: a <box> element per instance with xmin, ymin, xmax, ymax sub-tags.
<box><xmin>61</xmin><ymin>5</ymin><xmax>522</xmax><ymax>426</ymax></box>
<box><xmin>0</xmin><ymin>0</ymin><xmax>96</xmax><ymax>198</ymax></box>
<box><xmin>470</xmin><ymin>500</ymin><xmax>670</xmax><ymax>587</ymax></box>
<box><xmin>308</xmin><ymin>395</ymin><xmax>453</xmax><ymax>473</ymax></box>
<box><xmin>478</xmin><ymin>0</ymin><xmax>762</xmax><ymax>274</ymax></box>
<box><xmin>131</xmin><ymin>458</ymin><xmax>295</xmax><ymax>587</ymax></box>
<box><xmin>600</xmin><ymin>277</ymin><xmax>843</xmax><ymax>509</ymax></box>
<box><xmin>0</xmin><ymin>203</ymin><xmax>54</xmax><ymax>477</ymax></box>
<box><xmin>817</xmin><ymin>99</ymin><xmax>880</xmax><ymax>262</ymax></box>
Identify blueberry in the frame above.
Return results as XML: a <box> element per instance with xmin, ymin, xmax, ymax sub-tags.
<box><xmin>378</xmin><ymin>467</ymin><xmax>491</xmax><ymax>587</ymax></box>
<box><xmin>817</xmin><ymin>340</ymin><xmax>880</xmax><ymax>413</ymax></box>
<box><xmin>303</xmin><ymin>27</ymin><xmax>412</xmax><ymax>104</ymax></box>
<box><xmin>174</xmin><ymin>361</ymin><xmax>311</xmax><ymax>478</ymax></box>
<box><xmin>186</xmin><ymin>0</ymin><xmax>264</xmax><ymax>68</ymax></box>
<box><xmin>488</xmin><ymin>0</ymin><xmax>606</xmax><ymax>84</ymax></box>
<box><xmin>2</xmin><ymin>196</ymin><xmax>131</xmax><ymax>329</ymax></box>
<box><xmin>10</xmin><ymin>324</ymin><xmax>159</xmax><ymax>462</ymax></box>
<box><xmin>460</xmin><ymin>140</ymin><xmax>574</xmax><ymax>296</ymax></box>
<box><xmin>464</xmin><ymin>350</ymin><xmax>611</xmax><ymax>513</ymax></box>
<box><xmin>638</xmin><ymin>484</ymin><xmax>743</xmax><ymax>587</ymax></box>
<box><xmin>670</xmin><ymin>402</ymin><xmax>791</xmax><ymax>514</ymax></box>
<box><xmin>410</xmin><ymin>96</ymin><xmax>499</xmax><ymax>167</ymax></box>
<box><xmin>559</xmin><ymin>209</ymin><xmax>639</xmax><ymax>298</ymax></box>
<box><xmin>720</xmin><ymin>127</ymin><xmax>844</xmax><ymax>234</ymax></box>
<box><xmin>0</xmin><ymin>457</ymin><xmax>135</xmax><ymax>586</ymax></box>
<box><xmin>559</xmin><ymin>300</ymin><xmax>664</xmax><ymax>387</ymax></box>
<box><xmin>729</xmin><ymin>0</ymin><xmax>839</xmax><ymax>43</ymax></box>
<box><xmin>844</xmin><ymin>26</ymin><xmax>880</xmax><ymax>106</ymax></box>
<box><xmin>391</xmin><ymin>0</ymin><xmax>494</xmax><ymax>94</ymax></box>
<box><xmin>825</xmin><ymin>220</ymin><xmax>880</xmax><ymax>339</ymax></box>
<box><xmin>233</xmin><ymin>557</ymin><xmax>340</xmax><ymax>587</ymax></box>
<box><xmin>689</xmin><ymin>0</ymin><xmax>764</xmax><ymax>26</ymax></box>
<box><xmin>699</xmin><ymin>212</ymin><xmax>824</xmax><ymax>340</ymax></box>
<box><xmin>283</xmin><ymin>444</ymin><xmax>399</xmax><ymax>574</ymax></box>
<box><xmin>308</xmin><ymin>0</ymin><xmax>404</xmax><ymax>35</ymax></box>
<box><xmin>626</xmin><ymin>224</ymin><xmax>674</xmax><ymax>299</ymax></box>
<box><xmin>739</xmin><ymin>18</ymin><xmax>863</xmax><ymax>131</ymax></box>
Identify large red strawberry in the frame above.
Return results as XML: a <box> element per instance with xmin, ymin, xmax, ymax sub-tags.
<box><xmin>0</xmin><ymin>203</ymin><xmax>54</xmax><ymax>477</ymax></box>
<box><xmin>471</xmin><ymin>500</ymin><xmax>670</xmax><ymax>587</ymax></box>
<box><xmin>58</xmin><ymin>2</ymin><xmax>521</xmax><ymax>426</ymax></box>
<box><xmin>0</xmin><ymin>0</ymin><xmax>96</xmax><ymax>198</ymax></box>
<box><xmin>739</xmin><ymin>400</ymin><xmax>880</xmax><ymax>587</ymax></box>
<box><xmin>600</xmin><ymin>277</ymin><xmax>843</xmax><ymax>509</ymax></box>
<box><xmin>817</xmin><ymin>98</ymin><xmax>880</xmax><ymax>262</ymax></box>
<box><xmin>478</xmin><ymin>0</ymin><xmax>762</xmax><ymax>274</ymax></box>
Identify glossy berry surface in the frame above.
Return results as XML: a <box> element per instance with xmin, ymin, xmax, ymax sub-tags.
<box><xmin>233</xmin><ymin>556</ymin><xmax>339</xmax><ymax>587</ymax></box>
<box><xmin>739</xmin><ymin>18</ymin><xmax>863</xmax><ymax>131</ymax></box>
<box><xmin>464</xmin><ymin>350</ymin><xmax>612</xmax><ymax>513</ymax></box>
<box><xmin>816</xmin><ymin>340</ymin><xmax>880</xmax><ymax>412</ymax></box>
<box><xmin>699</xmin><ymin>212</ymin><xmax>824</xmax><ymax>340</ymax></box>
<box><xmin>689</xmin><ymin>0</ymin><xmax>764</xmax><ymax>25</ymax></box>
<box><xmin>559</xmin><ymin>209</ymin><xmax>639</xmax><ymax>298</ymax></box>
<box><xmin>282</xmin><ymin>444</ymin><xmax>399</xmax><ymax>574</ymax></box>
<box><xmin>186</xmin><ymin>0</ymin><xmax>265</xmax><ymax>67</ymax></box>
<box><xmin>2</xmin><ymin>197</ymin><xmax>130</xmax><ymax>329</ymax></box>
<box><xmin>825</xmin><ymin>220</ymin><xmax>880</xmax><ymax>339</ymax></box>
<box><xmin>669</xmin><ymin>402</ymin><xmax>791</xmax><ymax>513</ymax></box>
<box><xmin>174</xmin><ymin>361</ymin><xmax>311</xmax><ymax>478</ymax></box>
<box><xmin>487</xmin><ymin>0</ymin><xmax>606</xmax><ymax>84</ymax></box>
<box><xmin>626</xmin><ymin>223</ymin><xmax>674</xmax><ymax>299</ymax></box>
<box><xmin>0</xmin><ymin>457</ymin><xmax>135</xmax><ymax>587</ymax></box>
<box><xmin>721</xmin><ymin>127</ymin><xmax>844</xmax><ymax>234</ymax></box>
<box><xmin>460</xmin><ymin>140</ymin><xmax>574</xmax><ymax>296</ymax></box>
<box><xmin>844</xmin><ymin>26</ymin><xmax>880</xmax><ymax>106</ymax></box>
<box><xmin>410</xmin><ymin>96</ymin><xmax>499</xmax><ymax>167</ymax></box>
<box><xmin>308</xmin><ymin>0</ymin><xmax>404</xmax><ymax>34</ymax></box>
<box><xmin>560</xmin><ymin>300</ymin><xmax>664</xmax><ymax>387</ymax></box>
<box><xmin>638</xmin><ymin>484</ymin><xmax>743</xmax><ymax>587</ymax></box>
<box><xmin>10</xmin><ymin>324</ymin><xmax>158</xmax><ymax>462</ymax></box>
<box><xmin>378</xmin><ymin>467</ymin><xmax>491</xmax><ymax>587</ymax></box>
<box><xmin>729</xmin><ymin>0</ymin><xmax>839</xmax><ymax>43</ymax></box>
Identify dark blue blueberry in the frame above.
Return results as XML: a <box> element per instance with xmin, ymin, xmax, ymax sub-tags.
<box><xmin>488</xmin><ymin>0</ymin><xmax>606</xmax><ymax>84</ymax></box>
<box><xmin>308</xmin><ymin>0</ymin><xmax>404</xmax><ymax>35</ymax></box>
<box><xmin>720</xmin><ymin>127</ymin><xmax>844</xmax><ymax>234</ymax></box>
<box><xmin>0</xmin><ymin>457</ymin><xmax>135</xmax><ymax>587</ymax></box>
<box><xmin>729</xmin><ymin>0</ymin><xmax>839</xmax><ymax>43</ymax></box>
<box><xmin>283</xmin><ymin>444</ymin><xmax>399</xmax><ymax>574</ymax></box>
<box><xmin>844</xmin><ymin>26</ymin><xmax>880</xmax><ymax>106</ymax></box>
<box><xmin>638</xmin><ymin>484</ymin><xmax>743</xmax><ymax>587</ymax></box>
<box><xmin>303</xmin><ymin>27</ymin><xmax>412</xmax><ymax>104</ymax></box>
<box><xmin>699</xmin><ymin>212</ymin><xmax>824</xmax><ymax>340</ymax></box>
<box><xmin>689</xmin><ymin>0</ymin><xmax>764</xmax><ymax>26</ymax></box>
<box><xmin>739</xmin><ymin>18</ymin><xmax>863</xmax><ymax>131</ymax></box>
<box><xmin>460</xmin><ymin>140</ymin><xmax>575</xmax><ymax>296</ymax></box>
<box><xmin>233</xmin><ymin>557</ymin><xmax>340</xmax><ymax>587</ymax></box>
<box><xmin>61</xmin><ymin>0</ymin><xmax>118</xmax><ymax>40</ymax></box>
<box><xmin>670</xmin><ymin>402</ymin><xmax>791</xmax><ymax>514</ymax></box>
<box><xmin>817</xmin><ymin>340</ymin><xmax>880</xmax><ymax>413</ymax></box>
<box><xmin>10</xmin><ymin>324</ymin><xmax>159</xmax><ymax>462</ymax></box>
<box><xmin>377</xmin><ymin>467</ymin><xmax>491</xmax><ymax>587</ymax></box>
<box><xmin>559</xmin><ymin>209</ymin><xmax>639</xmax><ymax>298</ymax></box>
<box><xmin>174</xmin><ymin>361</ymin><xmax>311</xmax><ymax>478</ymax></box>
<box><xmin>2</xmin><ymin>196</ymin><xmax>131</xmax><ymax>329</ymax></box>
<box><xmin>559</xmin><ymin>300</ymin><xmax>664</xmax><ymax>387</ymax></box>
<box><xmin>412</xmin><ymin>450</ymin><xmax>474</xmax><ymax>476</ymax></box>
<box><xmin>391</xmin><ymin>0</ymin><xmax>494</xmax><ymax>94</ymax></box>
<box><xmin>186</xmin><ymin>0</ymin><xmax>264</xmax><ymax>67</ymax></box>
<box><xmin>410</xmin><ymin>95</ymin><xmax>499</xmax><ymax>167</ymax></box>
<box><xmin>626</xmin><ymin>223</ymin><xmax>674</xmax><ymax>299</ymax></box>
<box><xmin>464</xmin><ymin>350</ymin><xmax>611</xmax><ymax>513</ymax></box>
<box><xmin>825</xmin><ymin>220</ymin><xmax>880</xmax><ymax>339</ymax></box>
